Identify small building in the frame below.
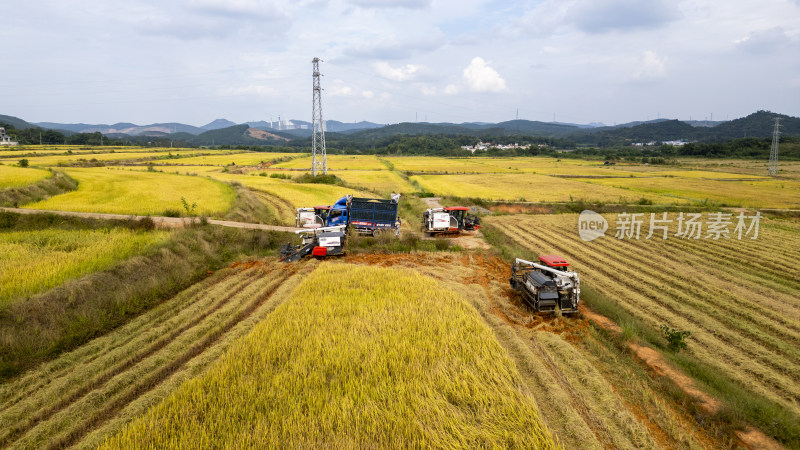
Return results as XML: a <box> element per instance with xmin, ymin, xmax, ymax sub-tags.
<box><xmin>0</xmin><ymin>127</ymin><xmax>18</xmax><ymax>146</ymax></box>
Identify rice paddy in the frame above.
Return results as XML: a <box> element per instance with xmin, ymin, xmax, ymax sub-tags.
<box><xmin>101</xmin><ymin>262</ymin><xmax>557</xmax><ymax>449</ymax></box>
<box><xmin>24</xmin><ymin>168</ymin><xmax>236</xmax><ymax>216</ymax></box>
<box><xmin>0</xmin><ymin>165</ymin><xmax>52</xmax><ymax>189</ymax></box>
<box><xmin>485</xmin><ymin>213</ymin><xmax>800</xmax><ymax>434</ymax></box>
<box><xmin>410</xmin><ymin>173</ymin><xmax>681</xmax><ymax>204</ymax></box>
<box><xmin>0</xmin><ymin>228</ymin><xmax>167</xmax><ymax>308</ymax></box>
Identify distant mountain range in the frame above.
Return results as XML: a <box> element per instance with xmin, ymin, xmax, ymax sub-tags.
<box><xmin>1</xmin><ymin>111</ymin><xmax>797</xmax><ymax>147</ymax></box>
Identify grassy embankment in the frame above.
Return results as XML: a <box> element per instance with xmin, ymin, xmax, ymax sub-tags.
<box><xmin>0</xmin><ymin>212</ymin><xmax>289</xmax><ymax>379</ymax></box>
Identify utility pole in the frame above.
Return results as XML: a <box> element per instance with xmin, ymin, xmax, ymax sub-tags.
<box><xmin>311</xmin><ymin>57</ymin><xmax>327</xmax><ymax>176</ymax></box>
<box><xmin>768</xmin><ymin>117</ymin><xmax>781</xmax><ymax>176</ymax></box>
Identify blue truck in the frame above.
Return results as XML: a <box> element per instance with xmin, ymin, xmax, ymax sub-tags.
<box><xmin>326</xmin><ymin>195</ymin><xmax>401</xmax><ymax>235</ymax></box>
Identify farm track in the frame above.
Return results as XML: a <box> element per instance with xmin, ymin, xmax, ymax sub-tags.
<box><xmin>490</xmin><ymin>216</ymin><xmax>800</xmax><ymax>418</ymax></box>
<box><xmin>0</xmin><ymin>259</ymin><xmax>310</xmax><ymax>449</ymax></box>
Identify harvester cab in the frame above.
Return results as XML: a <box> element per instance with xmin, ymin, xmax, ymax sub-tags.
<box><xmin>280</xmin><ymin>225</ymin><xmax>347</xmax><ymax>262</ymax></box>
<box><xmin>510</xmin><ymin>255</ymin><xmax>580</xmax><ymax>314</ymax></box>
<box><xmin>423</xmin><ymin>207</ymin><xmax>481</xmax><ymax>234</ymax></box>
<box><xmin>295</xmin><ymin>206</ymin><xmax>330</xmax><ymax>228</ymax></box>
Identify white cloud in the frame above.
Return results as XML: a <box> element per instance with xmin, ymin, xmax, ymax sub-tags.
<box><xmin>463</xmin><ymin>57</ymin><xmax>507</xmax><ymax>92</ymax></box>
<box><xmin>362</xmin><ymin>90</ymin><xmax>375</xmax><ymax>99</ymax></box>
<box><xmin>444</xmin><ymin>84</ymin><xmax>459</xmax><ymax>95</ymax></box>
<box><xmin>735</xmin><ymin>28</ymin><xmax>797</xmax><ymax>54</ymax></box>
<box><xmin>373</xmin><ymin>62</ymin><xmax>422</xmax><ymax>81</ymax></box>
<box><xmin>632</xmin><ymin>50</ymin><xmax>667</xmax><ymax>80</ymax></box>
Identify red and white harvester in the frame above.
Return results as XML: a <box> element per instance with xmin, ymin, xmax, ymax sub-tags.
<box><xmin>422</xmin><ymin>207</ymin><xmax>481</xmax><ymax>235</ymax></box>
<box><xmin>510</xmin><ymin>255</ymin><xmax>581</xmax><ymax>314</ymax></box>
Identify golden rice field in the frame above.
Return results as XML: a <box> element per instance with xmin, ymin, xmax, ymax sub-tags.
<box><xmin>0</xmin><ymin>260</ymin><xmax>308</xmax><ymax>449</ymax></box>
<box><xmin>485</xmin><ymin>214</ymin><xmax>800</xmax><ymax>428</ymax></box>
<box><xmin>273</xmin><ymin>154</ymin><xmax>387</xmax><ymax>170</ymax></box>
<box><xmin>411</xmin><ymin>173</ymin><xmax>682</xmax><ymax>204</ymax></box>
<box><xmin>25</xmin><ymin>168</ymin><xmax>236</xmax><ymax>216</ymax></box>
<box><xmin>210</xmin><ymin>172</ymin><xmax>375</xmax><ymax>208</ymax></box>
<box><xmin>19</xmin><ymin>150</ymin><xmax>209</xmax><ymax>167</ymax></box>
<box><xmin>333</xmin><ymin>169</ymin><xmax>416</xmax><ymax>194</ymax></box>
<box><xmin>0</xmin><ymin>228</ymin><xmax>167</xmax><ymax>307</ymax></box>
<box><xmin>0</xmin><ymin>250</ymin><xmax>731</xmax><ymax>448</ymax></box>
<box><xmin>384</xmin><ymin>156</ymin><xmax>519</xmax><ymax>173</ymax></box>
<box><xmin>0</xmin><ymin>165</ymin><xmax>51</xmax><ymax>189</ymax></box>
<box><xmin>583</xmin><ymin>177</ymin><xmax>800</xmax><ymax>208</ymax></box>
<box><xmin>102</xmin><ymin>262</ymin><xmax>556</xmax><ymax>449</ymax></box>
<box><xmin>164</xmin><ymin>152</ymin><xmax>303</xmax><ymax>166</ymax></box>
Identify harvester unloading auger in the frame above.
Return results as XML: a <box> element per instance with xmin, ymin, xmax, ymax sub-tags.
<box><xmin>510</xmin><ymin>255</ymin><xmax>580</xmax><ymax>314</ymax></box>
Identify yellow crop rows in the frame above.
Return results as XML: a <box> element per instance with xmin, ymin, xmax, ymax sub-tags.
<box><xmin>273</xmin><ymin>154</ymin><xmax>387</xmax><ymax>170</ymax></box>
<box><xmin>102</xmin><ymin>263</ymin><xmax>557</xmax><ymax>449</ymax></box>
<box><xmin>25</xmin><ymin>168</ymin><xmax>236</xmax><ymax>216</ymax></box>
<box><xmin>334</xmin><ymin>169</ymin><xmax>416</xmax><ymax>194</ymax></box>
<box><xmin>0</xmin><ymin>261</ymin><xmax>304</xmax><ymax>448</ymax></box>
<box><xmin>411</xmin><ymin>173</ymin><xmax>681</xmax><ymax>204</ymax></box>
<box><xmin>164</xmin><ymin>152</ymin><xmax>302</xmax><ymax>166</ymax></box>
<box><xmin>583</xmin><ymin>177</ymin><xmax>800</xmax><ymax>208</ymax></box>
<box><xmin>210</xmin><ymin>172</ymin><xmax>375</xmax><ymax>208</ymax></box>
<box><xmin>0</xmin><ymin>228</ymin><xmax>167</xmax><ymax>308</ymax></box>
<box><xmin>0</xmin><ymin>165</ymin><xmax>51</xmax><ymax>189</ymax></box>
<box><xmin>486</xmin><ymin>214</ymin><xmax>800</xmax><ymax>421</ymax></box>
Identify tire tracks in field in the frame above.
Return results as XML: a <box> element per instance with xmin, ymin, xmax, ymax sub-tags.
<box><xmin>0</xmin><ymin>268</ymin><xmax>265</xmax><ymax>447</ymax></box>
<box><xmin>47</xmin><ymin>265</ymin><xmax>297</xmax><ymax>449</ymax></box>
<box><xmin>525</xmin><ymin>223</ymin><xmax>800</xmax><ymax>391</ymax></box>
<box><xmin>252</xmin><ymin>190</ymin><xmax>295</xmax><ymax>226</ymax></box>
<box><xmin>500</xmin><ymin>221</ymin><xmax>800</xmax><ymax>409</ymax></box>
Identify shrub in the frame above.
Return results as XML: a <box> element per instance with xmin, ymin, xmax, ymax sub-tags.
<box><xmin>660</xmin><ymin>324</ymin><xmax>691</xmax><ymax>352</ymax></box>
<box><xmin>18</xmin><ymin>159</ymin><xmax>29</xmax><ymax>168</ymax></box>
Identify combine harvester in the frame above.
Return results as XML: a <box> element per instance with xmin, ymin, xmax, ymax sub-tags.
<box><xmin>510</xmin><ymin>255</ymin><xmax>581</xmax><ymax>314</ymax></box>
<box><xmin>422</xmin><ymin>207</ymin><xmax>481</xmax><ymax>235</ymax></box>
<box><xmin>283</xmin><ymin>195</ymin><xmax>401</xmax><ymax>261</ymax></box>
<box><xmin>280</xmin><ymin>225</ymin><xmax>346</xmax><ymax>262</ymax></box>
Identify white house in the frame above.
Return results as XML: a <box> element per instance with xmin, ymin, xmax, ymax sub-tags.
<box><xmin>0</xmin><ymin>127</ymin><xmax>18</xmax><ymax>146</ymax></box>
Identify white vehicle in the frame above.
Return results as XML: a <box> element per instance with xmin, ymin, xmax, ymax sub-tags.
<box><xmin>422</xmin><ymin>207</ymin><xmax>481</xmax><ymax>234</ymax></box>
<box><xmin>295</xmin><ymin>206</ymin><xmax>330</xmax><ymax>228</ymax></box>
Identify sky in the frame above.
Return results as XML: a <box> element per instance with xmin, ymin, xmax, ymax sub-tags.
<box><xmin>2</xmin><ymin>0</ymin><xmax>799</xmax><ymax>127</ymax></box>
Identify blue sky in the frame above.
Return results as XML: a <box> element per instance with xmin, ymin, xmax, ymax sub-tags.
<box><xmin>2</xmin><ymin>0</ymin><xmax>799</xmax><ymax>126</ymax></box>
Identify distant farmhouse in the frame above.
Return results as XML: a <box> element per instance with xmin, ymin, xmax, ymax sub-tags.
<box><xmin>0</xmin><ymin>127</ymin><xmax>18</xmax><ymax>146</ymax></box>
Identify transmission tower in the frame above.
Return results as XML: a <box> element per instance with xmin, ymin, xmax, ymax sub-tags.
<box><xmin>768</xmin><ymin>117</ymin><xmax>780</xmax><ymax>176</ymax></box>
<box><xmin>311</xmin><ymin>57</ymin><xmax>327</xmax><ymax>176</ymax></box>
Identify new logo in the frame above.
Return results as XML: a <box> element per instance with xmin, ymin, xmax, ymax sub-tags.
<box><xmin>578</xmin><ymin>210</ymin><xmax>607</xmax><ymax>242</ymax></box>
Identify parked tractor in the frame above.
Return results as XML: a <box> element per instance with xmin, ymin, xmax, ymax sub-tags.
<box><xmin>510</xmin><ymin>255</ymin><xmax>580</xmax><ymax>314</ymax></box>
<box><xmin>422</xmin><ymin>207</ymin><xmax>481</xmax><ymax>235</ymax></box>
